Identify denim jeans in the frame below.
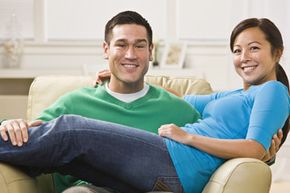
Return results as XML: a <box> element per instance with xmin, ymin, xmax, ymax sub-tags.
<box><xmin>0</xmin><ymin>115</ymin><xmax>183</xmax><ymax>193</ymax></box>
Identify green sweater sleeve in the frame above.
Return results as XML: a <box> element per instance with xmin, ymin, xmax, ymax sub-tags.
<box><xmin>53</xmin><ymin>173</ymin><xmax>90</xmax><ymax>193</ymax></box>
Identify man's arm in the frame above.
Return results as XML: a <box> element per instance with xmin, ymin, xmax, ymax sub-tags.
<box><xmin>0</xmin><ymin>119</ymin><xmax>43</xmax><ymax>146</ymax></box>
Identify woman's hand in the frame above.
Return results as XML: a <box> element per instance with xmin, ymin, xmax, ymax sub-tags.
<box><xmin>95</xmin><ymin>69</ymin><xmax>111</xmax><ymax>85</ymax></box>
<box><xmin>158</xmin><ymin>124</ymin><xmax>191</xmax><ymax>144</ymax></box>
<box><xmin>262</xmin><ymin>129</ymin><xmax>283</xmax><ymax>162</ymax></box>
<box><xmin>0</xmin><ymin>119</ymin><xmax>43</xmax><ymax>146</ymax></box>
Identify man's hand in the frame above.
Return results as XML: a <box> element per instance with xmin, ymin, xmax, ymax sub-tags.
<box><xmin>95</xmin><ymin>69</ymin><xmax>111</xmax><ymax>85</ymax></box>
<box><xmin>262</xmin><ymin>129</ymin><xmax>283</xmax><ymax>162</ymax></box>
<box><xmin>0</xmin><ymin>119</ymin><xmax>43</xmax><ymax>146</ymax></box>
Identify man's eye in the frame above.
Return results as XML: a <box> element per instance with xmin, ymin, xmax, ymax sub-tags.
<box><xmin>116</xmin><ymin>44</ymin><xmax>126</xmax><ymax>48</ymax></box>
<box><xmin>136</xmin><ymin>44</ymin><xmax>146</xmax><ymax>48</ymax></box>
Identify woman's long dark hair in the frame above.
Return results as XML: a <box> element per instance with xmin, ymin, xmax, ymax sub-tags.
<box><xmin>276</xmin><ymin>64</ymin><xmax>289</xmax><ymax>145</ymax></box>
<box><xmin>230</xmin><ymin>18</ymin><xmax>289</xmax><ymax>146</ymax></box>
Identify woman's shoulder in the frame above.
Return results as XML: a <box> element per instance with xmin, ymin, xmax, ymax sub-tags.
<box><xmin>262</xmin><ymin>80</ymin><xmax>284</xmax><ymax>86</ymax></box>
<box><xmin>249</xmin><ymin>81</ymin><xmax>289</xmax><ymax>102</ymax></box>
<box><xmin>257</xmin><ymin>80</ymin><xmax>288</xmax><ymax>93</ymax></box>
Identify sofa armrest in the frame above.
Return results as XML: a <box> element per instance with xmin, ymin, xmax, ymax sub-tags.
<box><xmin>0</xmin><ymin>162</ymin><xmax>38</xmax><ymax>193</ymax></box>
<box><xmin>0</xmin><ymin>158</ymin><xmax>271</xmax><ymax>193</ymax></box>
<box><xmin>202</xmin><ymin>158</ymin><xmax>272</xmax><ymax>193</ymax></box>
<box><xmin>148</xmin><ymin>158</ymin><xmax>271</xmax><ymax>193</ymax></box>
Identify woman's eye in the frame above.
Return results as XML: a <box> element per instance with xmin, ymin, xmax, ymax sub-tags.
<box><xmin>233</xmin><ymin>49</ymin><xmax>241</xmax><ymax>54</ymax></box>
<box><xmin>250</xmin><ymin>46</ymin><xmax>260</xmax><ymax>51</ymax></box>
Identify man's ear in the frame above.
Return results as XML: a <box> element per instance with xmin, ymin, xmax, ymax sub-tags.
<box><xmin>103</xmin><ymin>41</ymin><xmax>109</xmax><ymax>60</ymax></box>
<box><xmin>149</xmin><ymin>44</ymin><xmax>154</xmax><ymax>61</ymax></box>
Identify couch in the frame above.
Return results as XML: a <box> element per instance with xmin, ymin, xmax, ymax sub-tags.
<box><xmin>0</xmin><ymin>75</ymin><xmax>272</xmax><ymax>193</ymax></box>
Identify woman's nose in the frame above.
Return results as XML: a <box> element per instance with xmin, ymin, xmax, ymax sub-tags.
<box><xmin>240</xmin><ymin>50</ymin><xmax>250</xmax><ymax>62</ymax></box>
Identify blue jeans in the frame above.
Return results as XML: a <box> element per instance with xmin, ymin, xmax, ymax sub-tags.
<box><xmin>0</xmin><ymin>115</ymin><xmax>183</xmax><ymax>193</ymax></box>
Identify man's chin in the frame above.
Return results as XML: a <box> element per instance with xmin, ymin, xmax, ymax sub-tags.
<box><xmin>122</xmin><ymin>78</ymin><xmax>144</xmax><ymax>85</ymax></box>
<box><xmin>123</xmin><ymin>79</ymin><xmax>142</xmax><ymax>85</ymax></box>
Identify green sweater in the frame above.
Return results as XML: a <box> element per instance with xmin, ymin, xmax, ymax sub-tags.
<box><xmin>37</xmin><ymin>84</ymin><xmax>200</xmax><ymax>193</ymax></box>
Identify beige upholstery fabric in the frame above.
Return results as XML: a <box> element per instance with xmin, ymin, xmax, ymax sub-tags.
<box><xmin>202</xmin><ymin>158</ymin><xmax>271</xmax><ymax>193</ymax></box>
<box><xmin>0</xmin><ymin>163</ymin><xmax>37</xmax><ymax>193</ymax></box>
<box><xmin>145</xmin><ymin>75</ymin><xmax>213</xmax><ymax>96</ymax></box>
<box><xmin>1</xmin><ymin>75</ymin><xmax>271</xmax><ymax>193</ymax></box>
<box><xmin>27</xmin><ymin>76</ymin><xmax>94</xmax><ymax>121</ymax></box>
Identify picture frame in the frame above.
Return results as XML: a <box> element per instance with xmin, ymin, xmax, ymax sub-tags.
<box><xmin>160</xmin><ymin>41</ymin><xmax>187</xmax><ymax>68</ymax></box>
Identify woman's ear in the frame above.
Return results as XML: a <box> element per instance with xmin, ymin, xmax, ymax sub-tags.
<box><xmin>274</xmin><ymin>48</ymin><xmax>283</xmax><ymax>62</ymax></box>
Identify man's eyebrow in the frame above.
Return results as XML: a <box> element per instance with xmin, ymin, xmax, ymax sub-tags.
<box><xmin>114</xmin><ymin>39</ymin><xmax>148</xmax><ymax>43</ymax></box>
<box><xmin>135</xmin><ymin>39</ymin><xmax>148</xmax><ymax>44</ymax></box>
<box><xmin>115</xmin><ymin>39</ymin><xmax>126</xmax><ymax>43</ymax></box>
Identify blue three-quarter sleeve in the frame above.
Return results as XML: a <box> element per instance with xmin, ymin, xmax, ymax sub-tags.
<box><xmin>246</xmin><ymin>81</ymin><xmax>289</xmax><ymax>150</ymax></box>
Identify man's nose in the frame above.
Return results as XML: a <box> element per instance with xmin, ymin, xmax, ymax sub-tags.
<box><xmin>125</xmin><ymin>46</ymin><xmax>137</xmax><ymax>59</ymax></box>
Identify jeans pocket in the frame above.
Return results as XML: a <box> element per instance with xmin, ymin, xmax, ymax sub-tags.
<box><xmin>152</xmin><ymin>176</ymin><xmax>184</xmax><ymax>193</ymax></box>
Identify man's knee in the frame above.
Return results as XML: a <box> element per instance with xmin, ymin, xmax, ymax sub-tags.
<box><xmin>62</xmin><ymin>185</ymin><xmax>114</xmax><ymax>193</ymax></box>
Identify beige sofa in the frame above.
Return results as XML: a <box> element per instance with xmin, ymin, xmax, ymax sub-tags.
<box><xmin>0</xmin><ymin>75</ymin><xmax>272</xmax><ymax>193</ymax></box>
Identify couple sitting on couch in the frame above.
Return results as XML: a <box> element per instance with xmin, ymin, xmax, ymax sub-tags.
<box><xmin>0</xmin><ymin>11</ymin><xmax>289</xmax><ymax>193</ymax></box>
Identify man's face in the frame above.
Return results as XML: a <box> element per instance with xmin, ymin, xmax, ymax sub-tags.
<box><xmin>103</xmin><ymin>24</ymin><xmax>153</xmax><ymax>93</ymax></box>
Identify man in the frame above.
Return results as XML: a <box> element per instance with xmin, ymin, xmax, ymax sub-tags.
<box><xmin>0</xmin><ymin>11</ymin><xmax>199</xmax><ymax>193</ymax></box>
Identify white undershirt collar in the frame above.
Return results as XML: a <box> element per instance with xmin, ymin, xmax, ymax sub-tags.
<box><xmin>105</xmin><ymin>83</ymin><xmax>150</xmax><ymax>103</ymax></box>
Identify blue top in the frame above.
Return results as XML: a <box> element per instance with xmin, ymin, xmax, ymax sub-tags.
<box><xmin>165</xmin><ymin>81</ymin><xmax>290</xmax><ymax>193</ymax></box>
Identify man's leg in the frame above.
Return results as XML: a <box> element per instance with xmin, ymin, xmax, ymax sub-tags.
<box><xmin>0</xmin><ymin>115</ymin><xmax>183</xmax><ymax>193</ymax></box>
<box><xmin>0</xmin><ymin>115</ymin><xmax>141</xmax><ymax>193</ymax></box>
<box><xmin>62</xmin><ymin>184</ymin><xmax>114</xmax><ymax>193</ymax></box>
<box><xmin>57</xmin><ymin>157</ymin><xmax>140</xmax><ymax>193</ymax></box>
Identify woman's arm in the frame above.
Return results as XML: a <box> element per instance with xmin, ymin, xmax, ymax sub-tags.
<box><xmin>158</xmin><ymin>124</ymin><xmax>266</xmax><ymax>160</ymax></box>
<box><xmin>159</xmin><ymin>82</ymin><xmax>287</xmax><ymax>160</ymax></box>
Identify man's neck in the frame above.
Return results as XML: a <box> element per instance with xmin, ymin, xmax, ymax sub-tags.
<box><xmin>108</xmin><ymin>80</ymin><xmax>144</xmax><ymax>94</ymax></box>
<box><xmin>105</xmin><ymin>82</ymin><xmax>150</xmax><ymax>103</ymax></box>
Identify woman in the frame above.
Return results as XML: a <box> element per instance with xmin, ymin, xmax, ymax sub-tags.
<box><xmin>0</xmin><ymin>18</ymin><xmax>289</xmax><ymax>193</ymax></box>
<box><xmin>158</xmin><ymin>18</ymin><xmax>289</xmax><ymax>193</ymax></box>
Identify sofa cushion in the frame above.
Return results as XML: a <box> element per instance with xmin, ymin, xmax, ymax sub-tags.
<box><xmin>27</xmin><ymin>75</ymin><xmax>213</xmax><ymax>121</ymax></box>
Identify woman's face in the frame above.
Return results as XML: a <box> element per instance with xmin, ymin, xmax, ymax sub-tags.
<box><xmin>232</xmin><ymin>27</ymin><xmax>279</xmax><ymax>89</ymax></box>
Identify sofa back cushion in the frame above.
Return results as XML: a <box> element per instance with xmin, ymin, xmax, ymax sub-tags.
<box><xmin>26</xmin><ymin>75</ymin><xmax>213</xmax><ymax>121</ymax></box>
